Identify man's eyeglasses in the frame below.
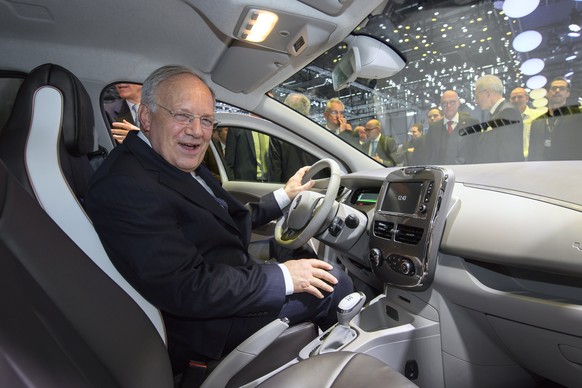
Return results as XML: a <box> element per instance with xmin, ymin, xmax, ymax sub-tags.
<box><xmin>440</xmin><ymin>100</ymin><xmax>458</xmax><ymax>107</ymax></box>
<box><xmin>155</xmin><ymin>103</ymin><xmax>219</xmax><ymax>130</ymax></box>
<box><xmin>550</xmin><ymin>85</ymin><xmax>568</xmax><ymax>92</ymax></box>
<box><xmin>327</xmin><ymin>110</ymin><xmax>345</xmax><ymax>116</ymax></box>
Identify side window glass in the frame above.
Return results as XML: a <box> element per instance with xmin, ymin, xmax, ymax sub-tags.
<box><xmin>101</xmin><ymin>83</ymin><xmax>142</xmax><ymax>144</ymax></box>
<box><xmin>217</xmin><ymin>126</ymin><xmax>320</xmax><ymax>184</ymax></box>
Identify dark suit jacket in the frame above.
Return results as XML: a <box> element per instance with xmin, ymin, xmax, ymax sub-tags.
<box><xmin>416</xmin><ymin>112</ymin><xmax>479</xmax><ymax>165</ymax></box>
<box><xmin>225</xmin><ymin>127</ymin><xmax>258</xmax><ymax>180</ymax></box>
<box><xmin>103</xmin><ymin>99</ymin><xmax>136</xmax><ymax>128</ymax></box>
<box><xmin>364</xmin><ymin>134</ymin><xmax>400</xmax><ymax>166</ymax></box>
<box><xmin>267</xmin><ymin>137</ymin><xmax>319</xmax><ymax>183</ymax></box>
<box><xmin>529</xmin><ymin>105</ymin><xmax>582</xmax><ymax>161</ymax></box>
<box><xmin>472</xmin><ymin>100</ymin><xmax>523</xmax><ymax>163</ymax></box>
<box><xmin>85</xmin><ymin>131</ymin><xmax>286</xmax><ymax>365</ymax></box>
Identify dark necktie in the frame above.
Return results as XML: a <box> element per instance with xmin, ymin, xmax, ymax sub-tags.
<box><xmin>214</xmin><ymin>196</ymin><xmax>228</xmax><ymax>211</ymax></box>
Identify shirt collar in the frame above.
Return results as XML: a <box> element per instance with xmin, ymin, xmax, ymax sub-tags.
<box><xmin>490</xmin><ymin>97</ymin><xmax>505</xmax><ymax>115</ymax></box>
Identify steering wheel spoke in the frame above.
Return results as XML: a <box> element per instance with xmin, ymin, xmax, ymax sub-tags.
<box><xmin>275</xmin><ymin>159</ymin><xmax>341</xmax><ymax>249</ymax></box>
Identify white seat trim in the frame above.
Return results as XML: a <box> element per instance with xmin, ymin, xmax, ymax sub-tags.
<box><xmin>24</xmin><ymin>86</ymin><xmax>166</xmax><ymax>343</ymax></box>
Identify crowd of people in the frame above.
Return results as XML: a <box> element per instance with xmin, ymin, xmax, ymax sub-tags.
<box><xmin>103</xmin><ymin>73</ymin><xmax>581</xmax><ymax>185</ymax></box>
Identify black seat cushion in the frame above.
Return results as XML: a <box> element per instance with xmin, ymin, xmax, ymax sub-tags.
<box><xmin>0</xmin><ymin>161</ymin><xmax>172</xmax><ymax>388</ymax></box>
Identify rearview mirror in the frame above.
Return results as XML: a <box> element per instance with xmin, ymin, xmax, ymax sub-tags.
<box><xmin>332</xmin><ymin>35</ymin><xmax>407</xmax><ymax>91</ymax></box>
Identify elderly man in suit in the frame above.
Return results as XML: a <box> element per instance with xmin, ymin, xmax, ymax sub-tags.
<box><xmin>416</xmin><ymin>90</ymin><xmax>479</xmax><ymax>165</ymax></box>
<box><xmin>104</xmin><ymin>83</ymin><xmax>142</xmax><ymax>143</ymax></box>
<box><xmin>472</xmin><ymin>75</ymin><xmax>523</xmax><ymax>163</ymax></box>
<box><xmin>363</xmin><ymin>119</ymin><xmax>401</xmax><ymax>166</ymax></box>
<box><xmin>85</xmin><ymin>65</ymin><xmax>352</xmax><ymax>377</ymax></box>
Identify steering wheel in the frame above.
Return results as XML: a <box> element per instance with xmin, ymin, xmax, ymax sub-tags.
<box><xmin>275</xmin><ymin>158</ymin><xmax>341</xmax><ymax>250</ymax></box>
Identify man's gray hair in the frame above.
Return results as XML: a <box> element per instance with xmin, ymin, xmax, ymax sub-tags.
<box><xmin>284</xmin><ymin>93</ymin><xmax>311</xmax><ymax>116</ymax></box>
<box><xmin>141</xmin><ymin>65</ymin><xmax>216</xmax><ymax>111</ymax></box>
<box><xmin>475</xmin><ymin>74</ymin><xmax>504</xmax><ymax>95</ymax></box>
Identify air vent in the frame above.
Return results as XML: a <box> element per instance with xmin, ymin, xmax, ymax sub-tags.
<box><xmin>395</xmin><ymin>225</ymin><xmax>423</xmax><ymax>245</ymax></box>
<box><xmin>374</xmin><ymin>221</ymin><xmax>394</xmax><ymax>240</ymax></box>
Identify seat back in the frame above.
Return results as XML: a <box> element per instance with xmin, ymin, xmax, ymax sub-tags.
<box><xmin>0</xmin><ymin>161</ymin><xmax>173</xmax><ymax>387</ymax></box>
<box><xmin>0</xmin><ymin>63</ymin><xmax>166</xmax><ymax>342</ymax></box>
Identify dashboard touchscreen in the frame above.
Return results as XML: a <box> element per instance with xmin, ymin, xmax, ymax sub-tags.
<box><xmin>380</xmin><ymin>182</ymin><xmax>424</xmax><ymax>214</ymax></box>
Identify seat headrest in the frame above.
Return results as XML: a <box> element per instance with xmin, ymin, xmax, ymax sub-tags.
<box><xmin>34</xmin><ymin>63</ymin><xmax>94</xmax><ymax>156</ymax></box>
<box><xmin>2</xmin><ymin>63</ymin><xmax>95</xmax><ymax>157</ymax></box>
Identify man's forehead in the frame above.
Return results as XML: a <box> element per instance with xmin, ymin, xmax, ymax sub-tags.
<box><xmin>551</xmin><ymin>80</ymin><xmax>569</xmax><ymax>88</ymax></box>
<box><xmin>511</xmin><ymin>90</ymin><xmax>526</xmax><ymax>97</ymax></box>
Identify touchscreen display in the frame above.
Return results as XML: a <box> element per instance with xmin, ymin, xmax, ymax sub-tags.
<box><xmin>381</xmin><ymin>181</ymin><xmax>424</xmax><ymax>214</ymax></box>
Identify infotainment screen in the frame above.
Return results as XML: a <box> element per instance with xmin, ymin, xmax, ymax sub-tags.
<box><xmin>380</xmin><ymin>181</ymin><xmax>424</xmax><ymax>214</ymax></box>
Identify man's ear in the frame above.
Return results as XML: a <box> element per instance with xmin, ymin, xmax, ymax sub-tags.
<box><xmin>140</xmin><ymin>104</ymin><xmax>151</xmax><ymax>133</ymax></box>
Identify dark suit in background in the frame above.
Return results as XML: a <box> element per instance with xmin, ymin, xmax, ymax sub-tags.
<box><xmin>225</xmin><ymin>127</ymin><xmax>258</xmax><ymax>180</ymax></box>
<box><xmin>363</xmin><ymin>134</ymin><xmax>400</xmax><ymax>166</ymax></box>
<box><xmin>529</xmin><ymin>105</ymin><xmax>582</xmax><ymax>161</ymax></box>
<box><xmin>85</xmin><ymin>131</ymin><xmax>351</xmax><ymax>371</ymax></box>
<box><xmin>472</xmin><ymin>100</ymin><xmax>523</xmax><ymax>163</ymax></box>
<box><xmin>267</xmin><ymin>138</ymin><xmax>319</xmax><ymax>183</ymax></box>
<box><xmin>103</xmin><ymin>99</ymin><xmax>136</xmax><ymax>128</ymax></box>
<box><xmin>417</xmin><ymin>112</ymin><xmax>479</xmax><ymax>165</ymax></box>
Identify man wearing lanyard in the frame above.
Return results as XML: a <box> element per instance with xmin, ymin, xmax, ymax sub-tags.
<box><xmin>529</xmin><ymin>77</ymin><xmax>582</xmax><ymax>161</ymax></box>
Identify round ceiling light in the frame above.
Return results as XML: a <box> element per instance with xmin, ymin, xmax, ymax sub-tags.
<box><xmin>503</xmin><ymin>0</ymin><xmax>540</xmax><ymax>18</ymax></box>
<box><xmin>529</xmin><ymin>88</ymin><xmax>547</xmax><ymax>99</ymax></box>
<box><xmin>512</xmin><ymin>30</ymin><xmax>542</xmax><ymax>52</ymax></box>
<box><xmin>520</xmin><ymin>58</ymin><xmax>545</xmax><ymax>75</ymax></box>
<box><xmin>532</xmin><ymin>97</ymin><xmax>548</xmax><ymax>108</ymax></box>
<box><xmin>526</xmin><ymin>75</ymin><xmax>547</xmax><ymax>89</ymax></box>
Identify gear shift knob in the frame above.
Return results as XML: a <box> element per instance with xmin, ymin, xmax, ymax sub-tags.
<box><xmin>337</xmin><ymin>292</ymin><xmax>366</xmax><ymax>327</ymax></box>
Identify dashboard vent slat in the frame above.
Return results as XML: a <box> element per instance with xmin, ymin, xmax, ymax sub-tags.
<box><xmin>373</xmin><ymin>221</ymin><xmax>394</xmax><ymax>240</ymax></box>
<box><xmin>395</xmin><ymin>225</ymin><xmax>424</xmax><ymax>245</ymax></box>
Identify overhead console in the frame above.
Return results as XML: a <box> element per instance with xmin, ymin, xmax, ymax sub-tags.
<box><xmin>369</xmin><ymin>166</ymin><xmax>454</xmax><ymax>290</ymax></box>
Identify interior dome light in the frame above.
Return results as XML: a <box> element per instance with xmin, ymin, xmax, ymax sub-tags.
<box><xmin>526</xmin><ymin>75</ymin><xmax>547</xmax><ymax>90</ymax></box>
<box><xmin>236</xmin><ymin>9</ymin><xmax>279</xmax><ymax>43</ymax></box>
<box><xmin>512</xmin><ymin>30</ymin><xmax>542</xmax><ymax>52</ymax></box>
<box><xmin>503</xmin><ymin>0</ymin><xmax>540</xmax><ymax>18</ymax></box>
<box><xmin>520</xmin><ymin>58</ymin><xmax>544</xmax><ymax>75</ymax></box>
<box><xmin>569</xmin><ymin>23</ymin><xmax>582</xmax><ymax>32</ymax></box>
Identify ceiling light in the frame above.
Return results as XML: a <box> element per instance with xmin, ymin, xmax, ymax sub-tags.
<box><xmin>532</xmin><ymin>97</ymin><xmax>548</xmax><ymax>108</ymax></box>
<box><xmin>236</xmin><ymin>9</ymin><xmax>279</xmax><ymax>43</ymax></box>
<box><xmin>568</xmin><ymin>32</ymin><xmax>581</xmax><ymax>38</ymax></box>
<box><xmin>526</xmin><ymin>75</ymin><xmax>547</xmax><ymax>90</ymax></box>
<box><xmin>503</xmin><ymin>0</ymin><xmax>540</xmax><ymax>18</ymax></box>
<box><xmin>512</xmin><ymin>30</ymin><xmax>542</xmax><ymax>52</ymax></box>
<box><xmin>529</xmin><ymin>88</ymin><xmax>547</xmax><ymax>99</ymax></box>
<box><xmin>566</xmin><ymin>54</ymin><xmax>577</xmax><ymax>61</ymax></box>
<box><xmin>519</xmin><ymin>58</ymin><xmax>544</xmax><ymax>75</ymax></box>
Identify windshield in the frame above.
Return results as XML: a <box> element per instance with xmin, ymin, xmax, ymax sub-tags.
<box><xmin>275</xmin><ymin>0</ymin><xmax>582</xmax><ymax>166</ymax></box>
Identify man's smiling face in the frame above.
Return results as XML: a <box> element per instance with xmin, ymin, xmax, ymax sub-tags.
<box><xmin>142</xmin><ymin>74</ymin><xmax>214</xmax><ymax>173</ymax></box>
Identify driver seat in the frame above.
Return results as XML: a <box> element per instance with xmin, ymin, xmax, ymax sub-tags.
<box><xmin>0</xmin><ymin>150</ymin><xmax>420</xmax><ymax>388</ymax></box>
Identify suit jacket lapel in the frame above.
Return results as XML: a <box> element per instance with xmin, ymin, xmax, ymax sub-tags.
<box><xmin>123</xmin><ymin>132</ymin><xmax>241</xmax><ymax>231</ymax></box>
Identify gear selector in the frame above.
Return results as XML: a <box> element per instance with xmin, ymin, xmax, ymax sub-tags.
<box><xmin>316</xmin><ymin>292</ymin><xmax>366</xmax><ymax>354</ymax></box>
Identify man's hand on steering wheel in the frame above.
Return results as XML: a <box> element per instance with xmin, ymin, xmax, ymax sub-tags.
<box><xmin>283</xmin><ymin>166</ymin><xmax>316</xmax><ymax>200</ymax></box>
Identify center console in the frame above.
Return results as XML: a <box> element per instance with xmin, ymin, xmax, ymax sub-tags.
<box><xmin>295</xmin><ymin>167</ymin><xmax>454</xmax><ymax>387</ymax></box>
<box><xmin>369</xmin><ymin>166</ymin><xmax>454</xmax><ymax>289</ymax></box>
